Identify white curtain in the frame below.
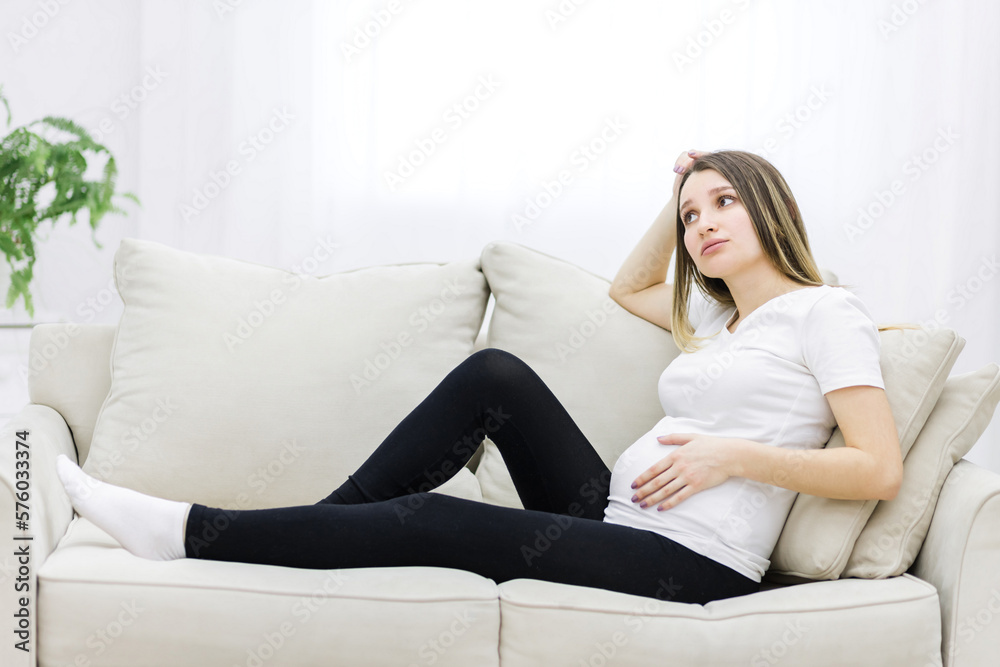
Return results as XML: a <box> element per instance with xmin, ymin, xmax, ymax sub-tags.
<box><xmin>1</xmin><ymin>0</ymin><xmax>999</xmax><ymax>469</ymax></box>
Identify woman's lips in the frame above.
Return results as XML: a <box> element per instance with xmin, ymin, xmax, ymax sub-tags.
<box><xmin>702</xmin><ymin>240</ymin><xmax>727</xmax><ymax>255</ymax></box>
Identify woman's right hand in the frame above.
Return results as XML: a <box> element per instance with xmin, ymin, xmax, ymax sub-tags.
<box><xmin>671</xmin><ymin>149</ymin><xmax>709</xmax><ymax>204</ymax></box>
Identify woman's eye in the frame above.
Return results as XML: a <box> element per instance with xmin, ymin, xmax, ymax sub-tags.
<box><xmin>683</xmin><ymin>211</ymin><xmax>696</xmax><ymax>225</ymax></box>
<box><xmin>719</xmin><ymin>195</ymin><xmax>735</xmax><ymax>207</ymax></box>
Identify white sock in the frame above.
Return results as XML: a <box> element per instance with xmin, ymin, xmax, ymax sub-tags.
<box><xmin>56</xmin><ymin>454</ymin><xmax>189</xmax><ymax>561</ymax></box>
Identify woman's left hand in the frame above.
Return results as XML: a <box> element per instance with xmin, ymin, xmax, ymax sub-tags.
<box><xmin>630</xmin><ymin>434</ymin><xmax>740</xmax><ymax>511</ymax></box>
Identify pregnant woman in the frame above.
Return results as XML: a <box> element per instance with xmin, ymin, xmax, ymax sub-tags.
<box><xmin>56</xmin><ymin>149</ymin><xmax>904</xmax><ymax>606</ymax></box>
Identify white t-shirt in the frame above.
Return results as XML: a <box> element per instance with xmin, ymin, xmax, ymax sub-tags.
<box><xmin>602</xmin><ymin>285</ymin><xmax>885</xmax><ymax>581</ymax></box>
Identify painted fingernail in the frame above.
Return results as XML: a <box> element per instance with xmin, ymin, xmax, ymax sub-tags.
<box><xmin>674</xmin><ymin>165</ymin><xmax>683</xmax><ymax>173</ymax></box>
<box><xmin>688</xmin><ymin>149</ymin><xmax>697</xmax><ymax>155</ymax></box>
<box><xmin>631</xmin><ymin>494</ymin><xmax>638</xmax><ymax>502</ymax></box>
<box><xmin>639</xmin><ymin>501</ymin><xmax>647</xmax><ymax>508</ymax></box>
<box><xmin>630</xmin><ymin>482</ymin><xmax>637</xmax><ymax>489</ymax></box>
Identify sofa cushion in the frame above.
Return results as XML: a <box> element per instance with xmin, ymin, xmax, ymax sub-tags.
<box><xmin>844</xmin><ymin>363</ymin><xmax>1000</xmax><ymax>578</ymax></box>
<box><xmin>495</xmin><ymin>575</ymin><xmax>941</xmax><ymax>666</ymax></box>
<box><xmin>83</xmin><ymin>238</ymin><xmax>489</xmax><ymax>509</ymax></box>
<box><xmin>38</xmin><ymin>518</ymin><xmax>500</xmax><ymax>667</ymax></box>
<box><xmin>475</xmin><ymin>241</ymin><xmax>683</xmax><ymax>507</ymax></box>
<box><xmin>477</xmin><ymin>241</ymin><xmax>962</xmax><ymax>581</ymax></box>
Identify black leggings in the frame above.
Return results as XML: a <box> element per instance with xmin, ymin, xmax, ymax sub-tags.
<box><xmin>183</xmin><ymin>348</ymin><xmax>759</xmax><ymax>604</ymax></box>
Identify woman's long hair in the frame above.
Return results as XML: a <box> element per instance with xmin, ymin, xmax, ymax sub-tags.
<box><xmin>669</xmin><ymin>150</ymin><xmax>915</xmax><ymax>353</ymax></box>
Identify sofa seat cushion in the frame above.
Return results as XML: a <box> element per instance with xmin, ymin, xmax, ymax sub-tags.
<box><xmin>496</xmin><ymin>575</ymin><xmax>941</xmax><ymax>667</ymax></box>
<box><xmin>39</xmin><ymin>519</ymin><xmax>500</xmax><ymax>667</ymax></box>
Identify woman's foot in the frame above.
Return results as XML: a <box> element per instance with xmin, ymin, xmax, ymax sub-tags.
<box><xmin>55</xmin><ymin>454</ymin><xmax>189</xmax><ymax>561</ymax></box>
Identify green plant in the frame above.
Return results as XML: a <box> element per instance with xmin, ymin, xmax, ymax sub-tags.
<box><xmin>0</xmin><ymin>85</ymin><xmax>138</xmax><ymax>316</ymax></box>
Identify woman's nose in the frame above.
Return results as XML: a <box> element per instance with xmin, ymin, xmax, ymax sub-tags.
<box><xmin>695</xmin><ymin>213</ymin><xmax>717</xmax><ymax>234</ymax></box>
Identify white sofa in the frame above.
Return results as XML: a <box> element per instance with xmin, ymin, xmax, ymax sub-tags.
<box><xmin>2</xmin><ymin>238</ymin><xmax>1000</xmax><ymax>667</ymax></box>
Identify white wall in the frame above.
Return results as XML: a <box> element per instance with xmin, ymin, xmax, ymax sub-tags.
<box><xmin>2</xmin><ymin>0</ymin><xmax>999</xmax><ymax>469</ymax></box>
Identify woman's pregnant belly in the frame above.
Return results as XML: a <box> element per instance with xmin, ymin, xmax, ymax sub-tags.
<box><xmin>605</xmin><ymin>416</ymin><xmax>760</xmax><ymax>548</ymax></box>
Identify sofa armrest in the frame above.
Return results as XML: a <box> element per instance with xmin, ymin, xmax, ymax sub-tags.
<box><xmin>1</xmin><ymin>404</ymin><xmax>78</xmax><ymax>667</ymax></box>
<box><xmin>910</xmin><ymin>458</ymin><xmax>1000</xmax><ymax>667</ymax></box>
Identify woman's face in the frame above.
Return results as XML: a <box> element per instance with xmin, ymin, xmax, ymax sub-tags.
<box><xmin>679</xmin><ymin>168</ymin><xmax>765</xmax><ymax>280</ymax></box>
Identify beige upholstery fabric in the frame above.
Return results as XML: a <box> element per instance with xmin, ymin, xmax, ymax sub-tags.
<box><xmin>27</xmin><ymin>323</ymin><xmax>116</xmax><ymax>462</ymax></box>
<box><xmin>845</xmin><ymin>363</ymin><xmax>1000</xmax><ymax>578</ymax></box>
<box><xmin>495</xmin><ymin>575</ymin><xmax>941</xmax><ymax>666</ymax></box>
<box><xmin>0</xmin><ymin>405</ymin><xmax>78</xmax><ymax>667</ymax></box>
<box><xmin>909</xmin><ymin>460</ymin><xmax>1000</xmax><ymax>667</ymax></box>
<box><xmin>83</xmin><ymin>238</ymin><xmax>489</xmax><ymax>509</ymax></box>
<box><xmin>476</xmin><ymin>241</ymin><xmax>963</xmax><ymax>581</ymax></box>
<box><xmin>38</xmin><ymin>519</ymin><xmax>500</xmax><ymax>667</ymax></box>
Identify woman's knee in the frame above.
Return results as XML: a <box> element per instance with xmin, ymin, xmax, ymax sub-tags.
<box><xmin>464</xmin><ymin>348</ymin><xmax>536</xmax><ymax>389</ymax></box>
<box><xmin>391</xmin><ymin>491</ymin><xmax>474</xmax><ymax>529</ymax></box>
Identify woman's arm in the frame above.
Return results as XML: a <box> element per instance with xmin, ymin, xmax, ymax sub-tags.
<box><xmin>631</xmin><ymin>385</ymin><xmax>903</xmax><ymax>510</ymax></box>
<box><xmin>610</xmin><ymin>150</ymin><xmax>706</xmax><ymax>332</ymax></box>
<box><xmin>731</xmin><ymin>385</ymin><xmax>903</xmax><ymax>501</ymax></box>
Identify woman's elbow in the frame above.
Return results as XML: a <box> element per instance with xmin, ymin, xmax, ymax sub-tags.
<box><xmin>876</xmin><ymin>464</ymin><xmax>903</xmax><ymax>501</ymax></box>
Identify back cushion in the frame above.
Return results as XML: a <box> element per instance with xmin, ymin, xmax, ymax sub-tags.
<box><xmin>843</xmin><ymin>363</ymin><xmax>1000</xmax><ymax>578</ymax></box>
<box><xmin>83</xmin><ymin>239</ymin><xmax>489</xmax><ymax>509</ymax></box>
<box><xmin>477</xmin><ymin>241</ymin><xmax>682</xmax><ymax>499</ymax></box>
<box><xmin>478</xmin><ymin>241</ymin><xmax>962</xmax><ymax>581</ymax></box>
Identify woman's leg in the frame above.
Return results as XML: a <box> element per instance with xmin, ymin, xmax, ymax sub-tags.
<box><xmin>318</xmin><ymin>348</ymin><xmax>612</xmax><ymax>521</ymax></box>
<box><xmin>186</xmin><ymin>492</ymin><xmax>759</xmax><ymax>605</ymax></box>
